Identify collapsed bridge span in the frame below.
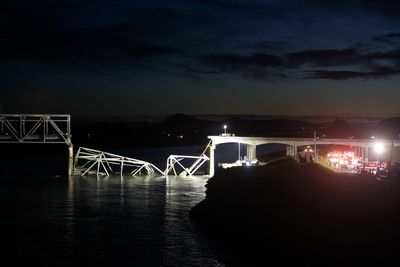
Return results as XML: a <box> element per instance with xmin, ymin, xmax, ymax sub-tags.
<box><xmin>74</xmin><ymin>147</ymin><xmax>163</xmax><ymax>177</ymax></box>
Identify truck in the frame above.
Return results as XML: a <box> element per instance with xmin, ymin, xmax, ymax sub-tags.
<box><xmin>357</xmin><ymin>161</ymin><xmax>388</xmax><ymax>177</ymax></box>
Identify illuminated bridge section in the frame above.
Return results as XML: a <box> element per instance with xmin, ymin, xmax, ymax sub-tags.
<box><xmin>0</xmin><ymin>114</ymin><xmax>71</xmax><ymax>144</ymax></box>
<box><xmin>207</xmin><ymin>135</ymin><xmax>400</xmax><ymax>176</ymax></box>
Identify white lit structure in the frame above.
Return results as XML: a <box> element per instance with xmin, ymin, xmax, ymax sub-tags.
<box><xmin>165</xmin><ymin>140</ymin><xmax>211</xmax><ymax>176</ymax></box>
<box><xmin>74</xmin><ymin>147</ymin><xmax>163</xmax><ymax>177</ymax></box>
<box><xmin>165</xmin><ymin>154</ymin><xmax>209</xmax><ymax>176</ymax></box>
<box><xmin>207</xmin><ymin>135</ymin><xmax>400</xmax><ymax>176</ymax></box>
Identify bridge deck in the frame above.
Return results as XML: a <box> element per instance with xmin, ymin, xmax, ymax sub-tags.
<box><xmin>208</xmin><ymin>135</ymin><xmax>400</xmax><ymax>147</ymax></box>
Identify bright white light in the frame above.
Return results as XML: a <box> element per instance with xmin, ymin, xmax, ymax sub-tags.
<box><xmin>374</xmin><ymin>142</ymin><xmax>384</xmax><ymax>154</ymax></box>
<box><xmin>371</xmin><ymin>136</ymin><xmax>375</xmax><ymax>139</ymax></box>
<box><xmin>223</xmin><ymin>125</ymin><xmax>227</xmax><ymax>129</ymax></box>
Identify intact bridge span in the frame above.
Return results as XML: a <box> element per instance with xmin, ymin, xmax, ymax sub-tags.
<box><xmin>207</xmin><ymin>135</ymin><xmax>400</xmax><ymax>176</ymax></box>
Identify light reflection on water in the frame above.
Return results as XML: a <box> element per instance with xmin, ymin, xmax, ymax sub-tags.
<box><xmin>3</xmin><ymin>174</ymin><xmax>223</xmax><ymax>266</ymax></box>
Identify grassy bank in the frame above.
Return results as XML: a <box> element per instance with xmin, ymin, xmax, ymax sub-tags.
<box><xmin>190</xmin><ymin>158</ymin><xmax>400</xmax><ymax>266</ymax></box>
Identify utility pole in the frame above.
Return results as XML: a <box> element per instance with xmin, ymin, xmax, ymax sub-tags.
<box><xmin>389</xmin><ymin>138</ymin><xmax>394</xmax><ymax>173</ymax></box>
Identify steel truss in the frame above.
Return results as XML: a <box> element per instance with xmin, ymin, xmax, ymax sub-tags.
<box><xmin>0</xmin><ymin>114</ymin><xmax>71</xmax><ymax>144</ymax></box>
<box><xmin>165</xmin><ymin>140</ymin><xmax>211</xmax><ymax>176</ymax></box>
<box><xmin>74</xmin><ymin>147</ymin><xmax>163</xmax><ymax>176</ymax></box>
<box><xmin>165</xmin><ymin>154</ymin><xmax>209</xmax><ymax>176</ymax></box>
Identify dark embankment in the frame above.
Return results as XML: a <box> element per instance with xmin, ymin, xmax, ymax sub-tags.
<box><xmin>190</xmin><ymin>159</ymin><xmax>400</xmax><ymax>266</ymax></box>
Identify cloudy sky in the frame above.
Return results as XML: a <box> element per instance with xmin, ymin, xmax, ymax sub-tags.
<box><xmin>1</xmin><ymin>0</ymin><xmax>400</xmax><ymax>117</ymax></box>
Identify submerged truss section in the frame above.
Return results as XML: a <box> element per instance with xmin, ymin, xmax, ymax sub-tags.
<box><xmin>165</xmin><ymin>140</ymin><xmax>211</xmax><ymax>176</ymax></box>
<box><xmin>74</xmin><ymin>147</ymin><xmax>163</xmax><ymax>177</ymax></box>
<box><xmin>165</xmin><ymin>154</ymin><xmax>209</xmax><ymax>176</ymax></box>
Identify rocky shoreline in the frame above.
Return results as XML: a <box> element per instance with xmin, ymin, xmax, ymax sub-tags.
<box><xmin>190</xmin><ymin>159</ymin><xmax>400</xmax><ymax>266</ymax></box>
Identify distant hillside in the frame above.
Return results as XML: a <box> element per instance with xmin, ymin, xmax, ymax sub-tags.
<box><xmin>70</xmin><ymin>114</ymin><xmax>400</xmax><ymax>151</ymax></box>
<box><xmin>71</xmin><ymin>113</ymin><xmax>323</xmax><ymax>150</ymax></box>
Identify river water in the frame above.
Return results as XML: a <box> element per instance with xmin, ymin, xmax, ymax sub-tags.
<box><xmin>1</xmin><ymin>144</ymin><xmax>285</xmax><ymax>266</ymax></box>
<box><xmin>2</xmin><ymin>174</ymin><xmax>225</xmax><ymax>266</ymax></box>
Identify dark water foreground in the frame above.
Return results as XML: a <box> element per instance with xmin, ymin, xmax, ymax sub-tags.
<box><xmin>1</xmin><ymin>174</ymin><xmax>224</xmax><ymax>266</ymax></box>
<box><xmin>190</xmin><ymin>159</ymin><xmax>400</xmax><ymax>266</ymax></box>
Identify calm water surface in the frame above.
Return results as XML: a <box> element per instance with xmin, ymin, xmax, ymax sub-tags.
<box><xmin>2</xmin><ymin>174</ymin><xmax>223</xmax><ymax>266</ymax></box>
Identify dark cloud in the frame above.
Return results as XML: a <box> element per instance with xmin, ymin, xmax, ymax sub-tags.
<box><xmin>240</xmin><ymin>40</ymin><xmax>293</xmax><ymax>53</ymax></box>
<box><xmin>297</xmin><ymin>47</ymin><xmax>400</xmax><ymax>79</ymax></box>
<box><xmin>359</xmin><ymin>0</ymin><xmax>400</xmax><ymax>18</ymax></box>
<box><xmin>287</xmin><ymin>49</ymin><xmax>360</xmax><ymax>68</ymax></box>
<box><xmin>194</xmin><ymin>0</ymin><xmax>263</xmax><ymax>11</ymax></box>
<box><xmin>372</xmin><ymin>32</ymin><xmax>400</xmax><ymax>44</ymax></box>
<box><xmin>199</xmin><ymin>33</ymin><xmax>400</xmax><ymax>80</ymax></box>
<box><xmin>174</xmin><ymin>64</ymin><xmax>220</xmax><ymax>74</ymax></box>
<box><xmin>205</xmin><ymin>52</ymin><xmax>283</xmax><ymax>69</ymax></box>
<box><xmin>0</xmin><ymin>9</ymin><xmax>180</xmax><ymax>67</ymax></box>
<box><xmin>364</xmin><ymin>49</ymin><xmax>400</xmax><ymax>64</ymax></box>
<box><xmin>196</xmin><ymin>0</ymin><xmax>400</xmax><ymax>22</ymax></box>
<box><xmin>0</xmin><ymin>1</ymin><xmax>182</xmax><ymax>67</ymax></box>
<box><xmin>308</xmin><ymin>69</ymin><xmax>400</xmax><ymax>80</ymax></box>
<box><xmin>0</xmin><ymin>27</ymin><xmax>180</xmax><ymax>64</ymax></box>
<box><xmin>284</xmin><ymin>32</ymin><xmax>400</xmax><ymax>79</ymax></box>
<box><xmin>201</xmin><ymin>52</ymin><xmax>285</xmax><ymax>79</ymax></box>
<box><xmin>301</xmin><ymin>0</ymin><xmax>400</xmax><ymax>18</ymax></box>
<box><xmin>192</xmin><ymin>0</ymin><xmax>300</xmax><ymax>22</ymax></box>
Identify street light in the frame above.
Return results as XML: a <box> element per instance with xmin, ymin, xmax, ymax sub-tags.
<box><xmin>223</xmin><ymin>124</ymin><xmax>227</xmax><ymax>135</ymax></box>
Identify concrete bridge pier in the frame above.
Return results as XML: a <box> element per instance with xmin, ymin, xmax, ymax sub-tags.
<box><xmin>286</xmin><ymin>145</ymin><xmax>297</xmax><ymax>157</ymax></box>
<box><xmin>286</xmin><ymin>145</ymin><xmax>292</xmax><ymax>156</ymax></box>
<box><xmin>246</xmin><ymin>145</ymin><xmax>256</xmax><ymax>160</ymax></box>
<box><xmin>68</xmin><ymin>143</ymin><xmax>74</xmax><ymax>176</ymax></box>
<box><xmin>209</xmin><ymin>143</ymin><xmax>216</xmax><ymax>177</ymax></box>
<box><xmin>354</xmin><ymin>147</ymin><xmax>361</xmax><ymax>159</ymax></box>
<box><xmin>355</xmin><ymin>146</ymin><xmax>369</xmax><ymax>162</ymax></box>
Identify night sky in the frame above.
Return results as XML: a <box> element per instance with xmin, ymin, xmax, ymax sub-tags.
<box><xmin>1</xmin><ymin>0</ymin><xmax>400</xmax><ymax>118</ymax></box>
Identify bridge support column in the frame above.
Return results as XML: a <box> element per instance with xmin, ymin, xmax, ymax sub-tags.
<box><xmin>209</xmin><ymin>143</ymin><xmax>215</xmax><ymax>177</ymax></box>
<box><xmin>360</xmin><ymin>147</ymin><xmax>364</xmax><ymax>162</ymax></box>
<box><xmin>286</xmin><ymin>145</ymin><xmax>297</xmax><ymax>157</ymax></box>
<box><xmin>354</xmin><ymin>147</ymin><xmax>359</xmax><ymax>158</ymax></box>
<box><xmin>246</xmin><ymin>145</ymin><xmax>256</xmax><ymax>160</ymax></box>
<box><xmin>286</xmin><ymin>145</ymin><xmax>291</xmax><ymax>156</ymax></box>
<box><xmin>68</xmin><ymin>143</ymin><xmax>74</xmax><ymax>176</ymax></box>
